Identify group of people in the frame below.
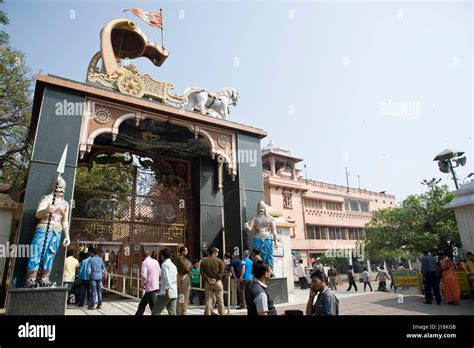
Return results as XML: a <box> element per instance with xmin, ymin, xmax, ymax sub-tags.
<box><xmin>419</xmin><ymin>250</ymin><xmax>473</xmax><ymax>305</ymax></box>
<box><xmin>62</xmin><ymin>243</ymin><xmax>344</xmax><ymax>315</ymax></box>
<box><xmin>63</xmin><ymin>247</ymin><xmax>105</xmax><ymax>310</ymax></box>
<box><xmin>134</xmin><ymin>245</ymin><xmax>279</xmax><ymax>315</ymax></box>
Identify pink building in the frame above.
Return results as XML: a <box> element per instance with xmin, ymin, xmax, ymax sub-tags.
<box><xmin>261</xmin><ymin>142</ymin><xmax>395</xmax><ymax>269</ymax></box>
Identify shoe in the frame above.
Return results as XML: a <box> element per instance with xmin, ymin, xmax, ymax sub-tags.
<box><xmin>97</xmin><ymin>304</ymin><xmax>102</xmax><ymax>309</ymax></box>
<box><xmin>87</xmin><ymin>305</ymin><xmax>96</xmax><ymax>310</ymax></box>
<box><xmin>423</xmin><ymin>301</ymin><xmax>432</xmax><ymax>305</ymax></box>
<box><xmin>236</xmin><ymin>305</ymin><xmax>246</xmax><ymax>310</ymax></box>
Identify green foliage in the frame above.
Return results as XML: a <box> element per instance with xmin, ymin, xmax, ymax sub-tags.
<box><xmin>75</xmin><ymin>163</ymin><xmax>134</xmax><ymax>192</ymax></box>
<box><xmin>365</xmin><ymin>183</ymin><xmax>460</xmax><ymax>259</ymax></box>
<box><xmin>0</xmin><ymin>1</ymin><xmax>33</xmax><ymax>190</ymax></box>
<box><xmin>73</xmin><ymin>164</ymin><xmax>134</xmax><ymax>220</ymax></box>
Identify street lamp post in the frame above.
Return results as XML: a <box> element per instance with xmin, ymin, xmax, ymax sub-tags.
<box><xmin>433</xmin><ymin>149</ymin><xmax>467</xmax><ymax>190</ymax></box>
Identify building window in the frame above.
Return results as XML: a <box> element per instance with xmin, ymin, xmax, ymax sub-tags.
<box><xmin>360</xmin><ymin>202</ymin><xmax>369</xmax><ymax>212</ymax></box>
<box><xmin>283</xmin><ymin>193</ymin><xmax>293</xmax><ymax>209</ymax></box>
<box><xmin>304</xmin><ymin>199</ymin><xmax>323</xmax><ymax>210</ymax></box>
<box><xmin>335</xmin><ymin>227</ymin><xmax>342</xmax><ymax>240</ymax></box>
<box><xmin>306</xmin><ymin>225</ymin><xmax>323</xmax><ymax>240</ymax></box>
<box><xmin>348</xmin><ymin>228</ymin><xmax>355</xmax><ymax>240</ymax></box>
<box><xmin>328</xmin><ymin>227</ymin><xmax>336</xmax><ymax>240</ymax></box>
<box><xmin>326</xmin><ymin>202</ymin><xmax>342</xmax><ymax>211</ymax></box>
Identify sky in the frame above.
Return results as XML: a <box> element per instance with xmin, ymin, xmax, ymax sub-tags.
<box><xmin>3</xmin><ymin>0</ymin><xmax>473</xmax><ymax>201</ymax></box>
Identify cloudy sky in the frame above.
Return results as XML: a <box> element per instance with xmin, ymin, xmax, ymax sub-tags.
<box><xmin>4</xmin><ymin>0</ymin><xmax>473</xmax><ymax>201</ymax></box>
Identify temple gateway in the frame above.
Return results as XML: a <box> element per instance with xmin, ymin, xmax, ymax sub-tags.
<box><xmin>7</xmin><ymin>16</ymin><xmax>297</xmax><ymax>314</ymax></box>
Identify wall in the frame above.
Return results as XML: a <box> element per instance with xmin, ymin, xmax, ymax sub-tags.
<box><xmin>11</xmin><ymin>87</ymin><xmax>84</xmax><ymax>288</ymax></box>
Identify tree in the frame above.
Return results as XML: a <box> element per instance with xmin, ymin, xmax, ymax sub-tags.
<box><xmin>364</xmin><ymin>182</ymin><xmax>460</xmax><ymax>260</ymax></box>
<box><xmin>0</xmin><ymin>0</ymin><xmax>34</xmax><ymax>190</ymax></box>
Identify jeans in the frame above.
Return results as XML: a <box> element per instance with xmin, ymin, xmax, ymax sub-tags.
<box><xmin>152</xmin><ymin>295</ymin><xmax>177</xmax><ymax>315</ymax></box>
<box><xmin>135</xmin><ymin>290</ymin><xmax>157</xmax><ymax>315</ymax></box>
<box><xmin>89</xmin><ymin>279</ymin><xmax>102</xmax><ymax>305</ymax></box>
<box><xmin>79</xmin><ymin>280</ymin><xmax>91</xmax><ymax>306</ymax></box>
<box><xmin>364</xmin><ymin>281</ymin><xmax>373</xmax><ymax>291</ymax></box>
<box><xmin>329</xmin><ymin>276</ymin><xmax>337</xmax><ymax>291</ymax></box>
<box><xmin>64</xmin><ymin>282</ymin><xmax>74</xmax><ymax>303</ymax></box>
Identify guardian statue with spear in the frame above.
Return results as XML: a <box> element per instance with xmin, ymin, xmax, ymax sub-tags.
<box><xmin>25</xmin><ymin>145</ymin><xmax>71</xmax><ymax>288</ymax></box>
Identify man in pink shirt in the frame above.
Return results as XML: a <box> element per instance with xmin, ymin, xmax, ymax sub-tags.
<box><xmin>135</xmin><ymin>250</ymin><xmax>161</xmax><ymax>315</ymax></box>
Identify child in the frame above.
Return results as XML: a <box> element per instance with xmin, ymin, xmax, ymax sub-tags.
<box><xmin>189</xmin><ymin>260</ymin><xmax>204</xmax><ymax>305</ymax></box>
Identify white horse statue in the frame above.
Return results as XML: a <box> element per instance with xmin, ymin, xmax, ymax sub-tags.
<box><xmin>183</xmin><ymin>87</ymin><xmax>239</xmax><ymax>120</ymax></box>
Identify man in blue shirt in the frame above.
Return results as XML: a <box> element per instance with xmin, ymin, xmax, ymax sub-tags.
<box><xmin>86</xmin><ymin>248</ymin><xmax>105</xmax><ymax>310</ymax></box>
<box><xmin>239</xmin><ymin>250</ymin><xmax>253</xmax><ymax>310</ymax></box>
<box><xmin>230</xmin><ymin>251</ymin><xmax>242</xmax><ymax>308</ymax></box>
<box><xmin>78</xmin><ymin>252</ymin><xmax>91</xmax><ymax>307</ymax></box>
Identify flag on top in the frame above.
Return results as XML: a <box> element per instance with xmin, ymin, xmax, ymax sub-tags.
<box><xmin>125</xmin><ymin>8</ymin><xmax>163</xmax><ymax>28</ymax></box>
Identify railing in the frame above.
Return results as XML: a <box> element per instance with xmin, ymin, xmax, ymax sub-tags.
<box><xmin>102</xmin><ymin>272</ymin><xmax>232</xmax><ymax>315</ymax></box>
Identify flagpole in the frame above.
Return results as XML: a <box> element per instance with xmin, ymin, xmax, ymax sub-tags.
<box><xmin>160</xmin><ymin>8</ymin><xmax>165</xmax><ymax>49</ymax></box>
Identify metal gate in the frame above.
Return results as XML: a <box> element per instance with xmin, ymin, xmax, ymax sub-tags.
<box><xmin>70</xmin><ymin>164</ymin><xmax>188</xmax><ymax>296</ymax></box>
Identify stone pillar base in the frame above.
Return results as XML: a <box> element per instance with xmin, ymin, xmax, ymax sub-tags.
<box><xmin>6</xmin><ymin>287</ymin><xmax>67</xmax><ymax>315</ymax></box>
<box><xmin>267</xmin><ymin>277</ymin><xmax>288</xmax><ymax>304</ymax></box>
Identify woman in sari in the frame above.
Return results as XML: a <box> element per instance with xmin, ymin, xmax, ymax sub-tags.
<box><xmin>439</xmin><ymin>253</ymin><xmax>460</xmax><ymax>305</ymax></box>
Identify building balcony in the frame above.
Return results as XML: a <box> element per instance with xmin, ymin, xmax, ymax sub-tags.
<box><xmin>303</xmin><ymin>208</ymin><xmax>372</xmax><ymax>226</ymax></box>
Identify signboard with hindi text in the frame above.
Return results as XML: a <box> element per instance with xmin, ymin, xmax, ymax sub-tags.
<box><xmin>393</xmin><ymin>270</ymin><xmax>422</xmax><ymax>288</ymax></box>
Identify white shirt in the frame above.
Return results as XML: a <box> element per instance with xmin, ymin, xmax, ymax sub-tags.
<box><xmin>159</xmin><ymin>259</ymin><xmax>178</xmax><ymax>298</ymax></box>
<box><xmin>295</xmin><ymin>264</ymin><xmax>305</xmax><ymax>278</ymax></box>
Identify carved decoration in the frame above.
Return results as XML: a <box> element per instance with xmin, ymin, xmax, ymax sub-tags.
<box><xmin>93</xmin><ymin>108</ymin><xmax>111</xmax><ymax>124</ymax></box>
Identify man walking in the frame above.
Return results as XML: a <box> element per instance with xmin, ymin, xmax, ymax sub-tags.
<box><xmin>152</xmin><ymin>248</ymin><xmax>178</xmax><ymax>315</ymax></box>
<box><xmin>328</xmin><ymin>265</ymin><xmax>338</xmax><ymax>291</ymax></box>
<box><xmin>246</xmin><ymin>262</ymin><xmax>277</xmax><ymax>316</ymax></box>
<box><xmin>176</xmin><ymin>246</ymin><xmax>192</xmax><ymax>315</ymax></box>
<box><xmin>239</xmin><ymin>250</ymin><xmax>253</xmax><ymax>310</ymax></box>
<box><xmin>63</xmin><ymin>249</ymin><xmax>79</xmax><ymax>304</ymax></box>
<box><xmin>200</xmin><ymin>247</ymin><xmax>225</xmax><ymax>315</ymax></box>
<box><xmin>306</xmin><ymin>270</ymin><xmax>339</xmax><ymax>315</ymax></box>
<box><xmin>135</xmin><ymin>250</ymin><xmax>161</xmax><ymax>315</ymax></box>
<box><xmin>362</xmin><ymin>267</ymin><xmax>373</xmax><ymax>292</ymax></box>
<box><xmin>294</xmin><ymin>260</ymin><xmax>307</xmax><ymax>289</ymax></box>
<box><xmin>229</xmin><ymin>251</ymin><xmax>242</xmax><ymax>307</ymax></box>
<box><xmin>86</xmin><ymin>248</ymin><xmax>105</xmax><ymax>310</ymax></box>
<box><xmin>346</xmin><ymin>265</ymin><xmax>358</xmax><ymax>292</ymax></box>
<box><xmin>421</xmin><ymin>251</ymin><xmax>442</xmax><ymax>305</ymax></box>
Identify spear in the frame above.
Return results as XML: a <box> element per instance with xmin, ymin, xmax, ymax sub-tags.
<box><xmin>241</xmin><ymin>180</ymin><xmax>250</xmax><ymax>251</ymax></box>
<box><xmin>38</xmin><ymin>144</ymin><xmax>68</xmax><ymax>273</ymax></box>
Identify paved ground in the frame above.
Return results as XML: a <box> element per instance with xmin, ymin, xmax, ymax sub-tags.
<box><xmin>65</xmin><ymin>287</ymin><xmax>474</xmax><ymax>315</ymax></box>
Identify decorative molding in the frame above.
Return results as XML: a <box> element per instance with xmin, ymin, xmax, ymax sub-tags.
<box><xmin>93</xmin><ymin>107</ymin><xmax>111</xmax><ymax>124</ymax></box>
